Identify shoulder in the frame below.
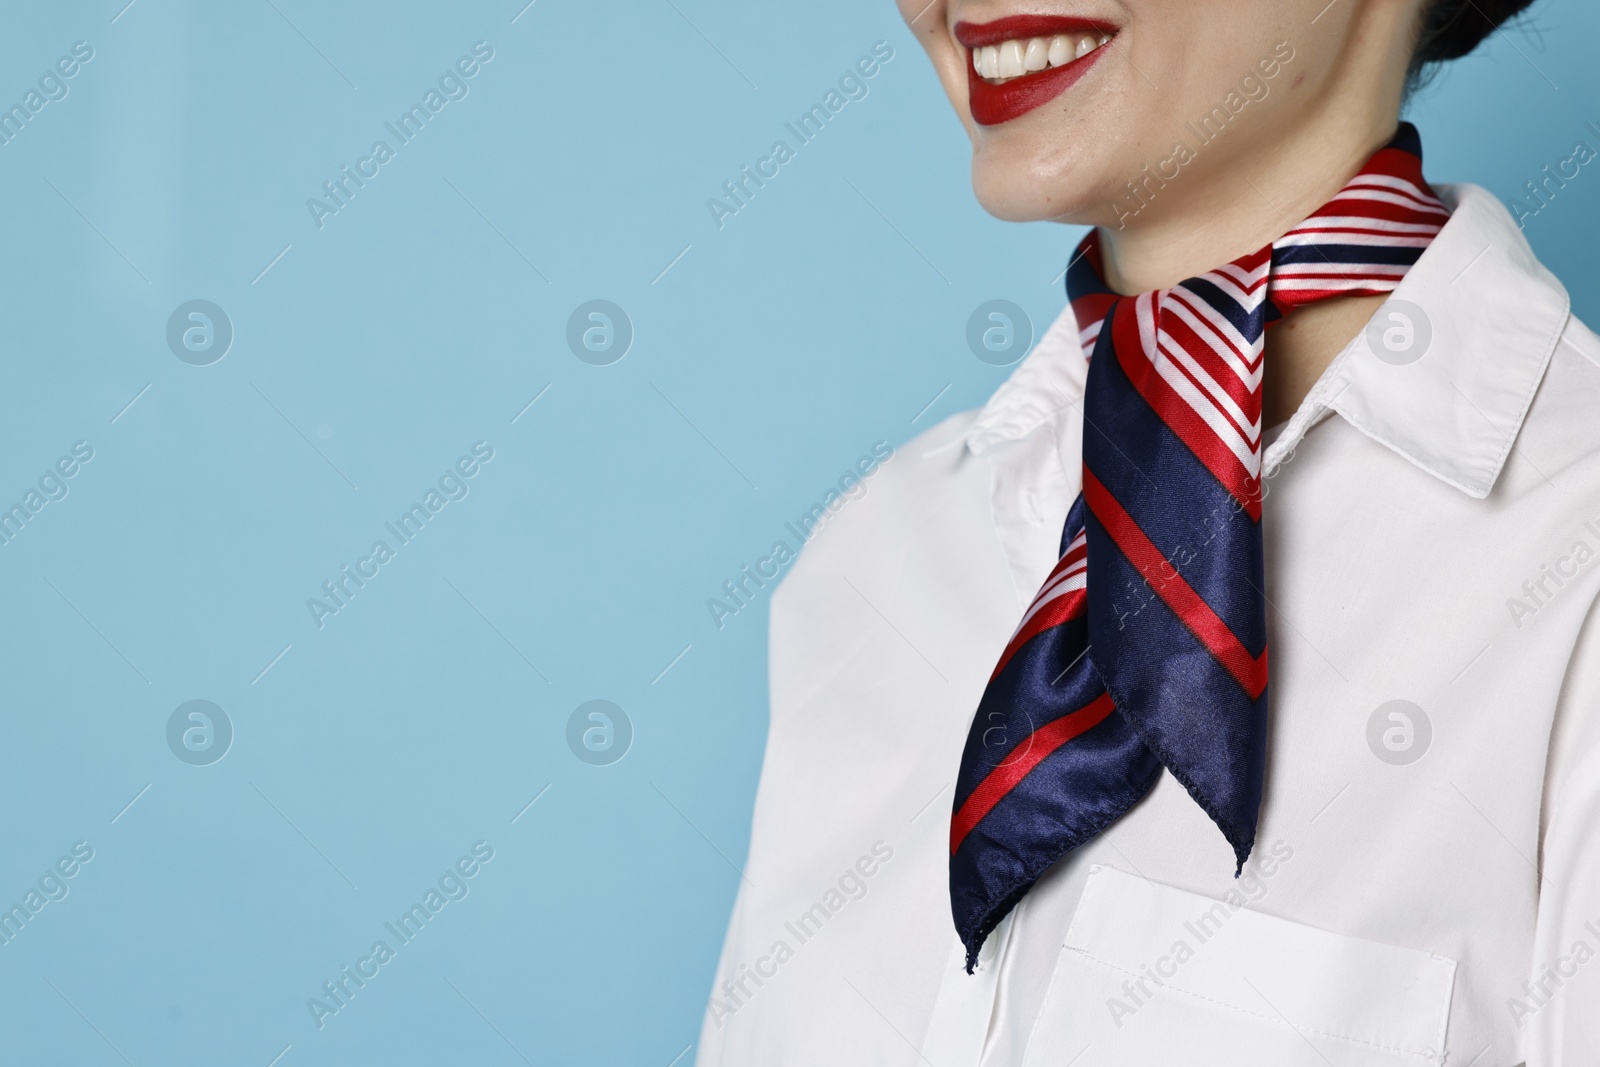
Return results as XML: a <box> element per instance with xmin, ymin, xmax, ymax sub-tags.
<box><xmin>778</xmin><ymin>408</ymin><xmax>988</xmax><ymax>585</ymax></box>
<box><xmin>779</xmin><ymin>304</ymin><xmax>1091</xmax><ymax>580</ymax></box>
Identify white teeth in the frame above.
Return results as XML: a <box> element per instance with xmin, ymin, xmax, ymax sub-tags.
<box><xmin>973</xmin><ymin>31</ymin><xmax>1112</xmax><ymax>83</ymax></box>
<box><xmin>998</xmin><ymin>40</ymin><xmax>1026</xmax><ymax>78</ymax></box>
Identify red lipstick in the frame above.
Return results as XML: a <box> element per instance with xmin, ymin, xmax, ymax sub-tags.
<box><xmin>955</xmin><ymin>16</ymin><xmax>1117</xmax><ymax>126</ymax></box>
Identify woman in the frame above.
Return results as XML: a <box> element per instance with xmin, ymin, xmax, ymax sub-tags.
<box><xmin>701</xmin><ymin>0</ymin><xmax>1599</xmax><ymax>1064</ymax></box>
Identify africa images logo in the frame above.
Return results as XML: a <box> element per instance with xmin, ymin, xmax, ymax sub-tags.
<box><xmin>305</xmin><ymin>42</ymin><xmax>495</xmax><ymax>230</ymax></box>
<box><xmin>705</xmin><ymin>41</ymin><xmax>895</xmax><ymax>230</ymax></box>
<box><xmin>306</xmin><ymin>442</ymin><xmax>495</xmax><ymax>630</ymax></box>
<box><xmin>307</xmin><ymin>841</ymin><xmax>495</xmax><ymax>1030</ymax></box>
<box><xmin>705</xmin><ymin>441</ymin><xmax>893</xmax><ymax>630</ymax></box>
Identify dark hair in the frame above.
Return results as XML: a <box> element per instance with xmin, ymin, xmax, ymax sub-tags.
<box><xmin>1412</xmin><ymin>0</ymin><xmax>1537</xmax><ymax>69</ymax></box>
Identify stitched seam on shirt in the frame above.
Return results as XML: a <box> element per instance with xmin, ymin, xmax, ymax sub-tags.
<box><xmin>1425</xmin><ymin>954</ymin><xmax>1456</xmax><ymax>1064</ymax></box>
<box><xmin>1261</xmin><ymin>328</ymin><xmax>1363</xmax><ymax>478</ymax></box>
<box><xmin>1333</xmin><ymin>302</ymin><xmax>1571</xmax><ymax>499</ymax></box>
<box><xmin>1063</xmin><ymin>947</ymin><xmax>1446</xmax><ymax>1062</ymax></box>
<box><xmin>1332</xmin><ymin>404</ymin><xmax>1486</xmax><ymax>497</ymax></box>
<box><xmin>1435</xmin><ymin>189</ymin><xmax>1569</xmax><ymax>496</ymax></box>
<box><xmin>1477</xmin><ymin>303</ymin><xmax>1571</xmax><ymax>491</ymax></box>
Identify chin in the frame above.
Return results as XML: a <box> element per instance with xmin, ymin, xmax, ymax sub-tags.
<box><xmin>969</xmin><ymin>139</ymin><xmax>1110</xmax><ymax>225</ymax></box>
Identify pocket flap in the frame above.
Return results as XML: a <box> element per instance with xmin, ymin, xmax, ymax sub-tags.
<box><xmin>1063</xmin><ymin>865</ymin><xmax>1456</xmax><ymax>1060</ymax></box>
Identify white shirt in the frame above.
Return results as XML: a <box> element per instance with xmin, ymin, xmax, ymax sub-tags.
<box><xmin>696</xmin><ymin>184</ymin><xmax>1600</xmax><ymax>1067</ymax></box>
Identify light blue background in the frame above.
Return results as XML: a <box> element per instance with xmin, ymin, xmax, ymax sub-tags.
<box><xmin>0</xmin><ymin>1</ymin><xmax>1594</xmax><ymax>1064</ymax></box>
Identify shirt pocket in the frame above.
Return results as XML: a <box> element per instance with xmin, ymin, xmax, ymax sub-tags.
<box><xmin>1019</xmin><ymin>865</ymin><xmax>1457</xmax><ymax>1067</ymax></box>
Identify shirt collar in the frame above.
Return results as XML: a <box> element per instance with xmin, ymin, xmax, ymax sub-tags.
<box><xmin>964</xmin><ymin>296</ymin><xmax>1089</xmax><ymax>456</ymax></box>
<box><xmin>966</xmin><ymin>183</ymin><xmax>1571</xmax><ymax>500</ymax></box>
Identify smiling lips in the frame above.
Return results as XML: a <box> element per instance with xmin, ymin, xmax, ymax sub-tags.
<box><xmin>955</xmin><ymin>15</ymin><xmax>1116</xmax><ymax>126</ymax></box>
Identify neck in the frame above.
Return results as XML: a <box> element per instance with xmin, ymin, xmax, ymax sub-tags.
<box><xmin>1097</xmin><ymin>119</ymin><xmax>1406</xmax><ymax>429</ymax></box>
<box><xmin>1089</xmin><ymin>0</ymin><xmax>1418</xmax><ymax>426</ymax></box>
<box><xmin>1258</xmin><ymin>293</ymin><xmax>1386</xmax><ymax>426</ymax></box>
<box><xmin>1100</xmin><ymin>122</ymin><xmax>1401</xmax><ymax>425</ymax></box>
<box><xmin>1096</xmin><ymin>116</ymin><xmax>1400</xmax><ymax>295</ymax></box>
<box><xmin>1100</xmin><ymin>117</ymin><xmax>1401</xmax><ymax>428</ymax></box>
